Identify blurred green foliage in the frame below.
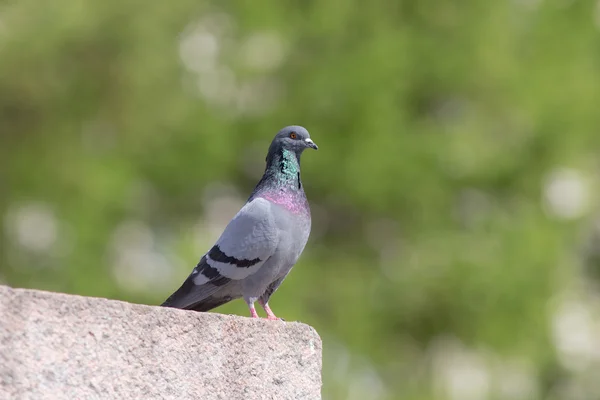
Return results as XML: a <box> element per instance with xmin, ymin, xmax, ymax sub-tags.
<box><xmin>3</xmin><ymin>0</ymin><xmax>600</xmax><ymax>399</ymax></box>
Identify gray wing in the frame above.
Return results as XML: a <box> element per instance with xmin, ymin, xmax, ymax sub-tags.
<box><xmin>161</xmin><ymin>198</ymin><xmax>279</xmax><ymax>310</ymax></box>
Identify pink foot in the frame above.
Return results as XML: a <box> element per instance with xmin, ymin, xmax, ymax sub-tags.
<box><xmin>261</xmin><ymin>302</ymin><xmax>283</xmax><ymax>321</ymax></box>
<box><xmin>249</xmin><ymin>307</ymin><xmax>259</xmax><ymax>318</ymax></box>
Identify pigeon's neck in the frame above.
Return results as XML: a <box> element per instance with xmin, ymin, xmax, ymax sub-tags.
<box><xmin>250</xmin><ymin>148</ymin><xmax>305</xmax><ymax>200</ymax></box>
<box><xmin>265</xmin><ymin>148</ymin><xmax>302</xmax><ymax>189</ymax></box>
<box><xmin>249</xmin><ymin>147</ymin><xmax>310</xmax><ymax>215</ymax></box>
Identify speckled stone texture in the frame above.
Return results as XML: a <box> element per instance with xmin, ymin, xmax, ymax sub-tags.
<box><xmin>0</xmin><ymin>285</ymin><xmax>322</xmax><ymax>400</ymax></box>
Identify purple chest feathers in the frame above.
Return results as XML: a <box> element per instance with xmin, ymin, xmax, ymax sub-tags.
<box><xmin>259</xmin><ymin>190</ymin><xmax>310</xmax><ymax>216</ymax></box>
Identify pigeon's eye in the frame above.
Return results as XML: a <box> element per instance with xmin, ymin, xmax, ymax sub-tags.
<box><xmin>289</xmin><ymin>132</ymin><xmax>297</xmax><ymax>139</ymax></box>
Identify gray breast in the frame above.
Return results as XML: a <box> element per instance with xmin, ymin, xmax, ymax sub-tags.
<box><xmin>271</xmin><ymin>204</ymin><xmax>311</xmax><ymax>269</ymax></box>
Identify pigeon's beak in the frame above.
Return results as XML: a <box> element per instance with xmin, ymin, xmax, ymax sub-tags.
<box><xmin>304</xmin><ymin>138</ymin><xmax>318</xmax><ymax>150</ymax></box>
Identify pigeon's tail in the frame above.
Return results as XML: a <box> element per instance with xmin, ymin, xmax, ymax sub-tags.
<box><xmin>161</xmin><ymin>274</ymin><xmax>239</xmax><ymax>311</ymax></box>
<box><xmin>185</xmin><ymin>294</ymin><xmax>236</xmax><ymax>312</ymax></box>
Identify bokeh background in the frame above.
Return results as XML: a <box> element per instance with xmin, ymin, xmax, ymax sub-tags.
<box><xmin>2</xmin><ymin>1</ymin><xmax>600</xmax><ymax>399</ymax></box>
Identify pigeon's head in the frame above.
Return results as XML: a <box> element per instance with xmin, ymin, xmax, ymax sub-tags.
<box><xmin>270</xmin><ymin>126</ymin><xmax>318</xmax><ymax>155</ymax></box>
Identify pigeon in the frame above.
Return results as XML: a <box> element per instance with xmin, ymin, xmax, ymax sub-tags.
<box><xmin>161</xmin><ymin>126</ymin><xmax>318</xmax><ymax>320</ymax></box>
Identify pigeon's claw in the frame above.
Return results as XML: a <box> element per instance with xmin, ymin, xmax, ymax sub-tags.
<box><xmin>249</xmin><ymin>305</ymin><xmax>259</xmax><ymax>318</ymax></box>
<box><xmin>259</xmin><ymin>300</ymin><xmax>282</xmax><ymax>321</ymax></box>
